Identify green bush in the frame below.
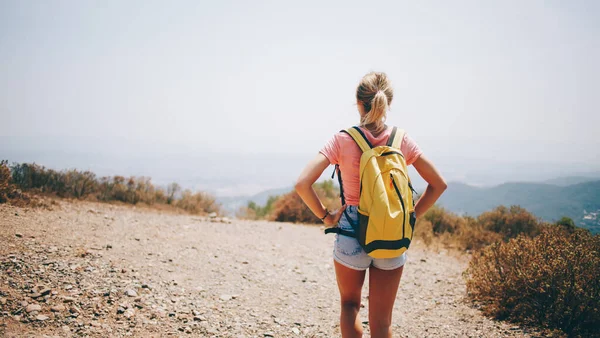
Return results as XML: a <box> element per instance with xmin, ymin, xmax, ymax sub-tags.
<box><xmin>466</xmin><ymin>226</ymin><xmax>600</xmax><ymax>336</ymax></box>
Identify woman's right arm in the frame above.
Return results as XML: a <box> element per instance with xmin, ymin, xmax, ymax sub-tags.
<box><xmin>412</xmin><ymin>155</ymin><xmax>447</xmax><ymax>218</ymax></box>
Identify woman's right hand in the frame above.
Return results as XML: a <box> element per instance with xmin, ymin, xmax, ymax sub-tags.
<box><xmin>323</xmin><ymin>205</ymin><xmax>347</xmax><ymax>226</ymax></box>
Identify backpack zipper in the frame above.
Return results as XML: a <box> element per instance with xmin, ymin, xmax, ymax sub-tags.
<box><xmin>391</xmin><ymin>173</ymin><xmax>406</xmax><ymax>239</ymax></box>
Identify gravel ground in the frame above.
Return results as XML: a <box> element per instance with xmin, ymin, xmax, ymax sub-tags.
<box><xmin>0</xmin><ymin>200</ymin><xmax>540</xmax><ymax>337</ymax></box>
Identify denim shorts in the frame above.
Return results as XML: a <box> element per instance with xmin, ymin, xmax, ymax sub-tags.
<box><xmin>333</xmin><ymin>206</ymin><xmax>407</xmax><ymax>271</ymax></box>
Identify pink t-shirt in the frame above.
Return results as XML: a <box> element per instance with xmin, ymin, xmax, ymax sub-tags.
<box><xmin>320</xmin><ymin>126</ymin><xmax>422</xmax><ymax>206</ymax></box>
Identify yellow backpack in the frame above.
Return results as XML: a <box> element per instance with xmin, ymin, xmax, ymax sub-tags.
<box><xmin>325</xmin><ymin>126</ymin><xmax>416</xmax><ymax>259</ymax></box>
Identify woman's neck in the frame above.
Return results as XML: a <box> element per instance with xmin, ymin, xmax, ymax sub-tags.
<box><xmin>361</xmin><ymin>123</ymin><xmax>387</xmax><ymax>137</ymax></box>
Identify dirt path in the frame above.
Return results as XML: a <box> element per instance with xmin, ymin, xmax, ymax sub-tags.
<box><xmin>0</xmin><ymin>200</ymin><xmax>536</xmax><ymax>337</ymax></box>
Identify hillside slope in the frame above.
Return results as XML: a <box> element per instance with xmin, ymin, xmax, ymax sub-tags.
<box><xmin>0</xmin><ymin>201</ymin><xmax>537</xmax><ymax>337</ymax></box>
<box><xmin>438</xmin><ymin>180</ymin><xmax>600</xmax><ymax>232</ymax></box>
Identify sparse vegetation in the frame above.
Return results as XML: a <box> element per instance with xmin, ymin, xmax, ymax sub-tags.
<box><xmin>269</xmin><ymin>180</ymin><xmax>341</xmax><ymax>223</ymax></box>
<box><xmin>2</xmin><ymin>161</ymin><xmax>220</xmax><ymax>215</ymax></box>
<box><xmin>466</xmin><ymin>226</ymin><xmax>600</xmax><ymax>337</ymax></box>
<box><xmin>0</xmin><ymin>160</ymin><xmax>29</xmax><ymax>205</ymax></box>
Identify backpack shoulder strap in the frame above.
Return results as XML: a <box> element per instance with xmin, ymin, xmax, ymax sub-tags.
<box><xmin>343</xmin><ymin>126</ymin><xmax>372</xmax><ymax>153</ymax></box>
<box><xmin>386</xmin><ymin>127</ymin><xmax>405</xmax><ymax>149</ymax></box>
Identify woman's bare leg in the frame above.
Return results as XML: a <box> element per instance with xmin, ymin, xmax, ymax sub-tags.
<box><xmin>334</xmin><ymin>260</ymin><xmax>367</xmax><ymax>338</ymax></box>
<box><xmin>368</xmin><ymin>265</ymin><xmax>404</xmax><ymax>338</ymax></box>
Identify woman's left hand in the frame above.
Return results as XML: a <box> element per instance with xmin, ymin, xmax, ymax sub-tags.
<box><xmin>323</xmin><ymin>205</ymin><xmax>347</xmax><ymax>226</ymax></box>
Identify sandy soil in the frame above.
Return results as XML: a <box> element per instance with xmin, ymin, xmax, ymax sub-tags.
<box><xmin>0</xmin><ymin>200</ymin><xmax>539</xmax><ymax>337</ymax></box>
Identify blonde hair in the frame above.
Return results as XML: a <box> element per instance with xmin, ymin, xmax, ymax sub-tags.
<box><xmin>356</xmin><ymin>72</ymin><xmax>393</xmax><ymax>134</ymax></box>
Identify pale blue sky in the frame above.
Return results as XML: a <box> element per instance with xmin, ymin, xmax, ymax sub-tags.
<box><xmin>1</xmin><ymin>1</ymin><xmax>599</xmax><ymax>195</ymax></box>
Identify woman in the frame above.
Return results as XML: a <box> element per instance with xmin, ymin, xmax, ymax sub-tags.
<box><xmin>295</xmin><ymin>72</ymin><xmax>447</xmax><ymax>338</ymax></box>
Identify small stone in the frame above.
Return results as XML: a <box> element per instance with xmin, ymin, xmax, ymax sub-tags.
<box><xmin>36</xmin><ymin>314</ymin><xmax>49</xmax><ymax>321</ymax></box>
<box><xmin>125</xmin><ymin>289</ymin><xmax>138</xmax><ymax>297</ymax></box>
<box><xmin>62</xmin><ymin>326</ymin><xmax>71</xmax><ymax>333</ymax></box>
<box><xmin>264</xmin><ymin>333</ymin><xmax>275</xmax><ymax>337</ymax></box>
<box><xmin>123</xmin><ymin>308</ymin><xmax>135</xmax><ymax>319</ymax></box>
<box><xmin>62</xmin><ymin>296</ymin><xmax>75</xmax><ymax>303</ymax></box>
<box><xmin>184</xmin><ymin>326</ymin><xmax>192</xmax><ymax>334</ymax></box>
<box><xmin>121</xmin><ymin>268</ymin><xmax>127</xmax><ymax>273</ymax></box>
<box><xmin>0</xmin><ymin>298</ymin><xmax>7</xmax><ymax>305</ymax></box>
<box><xmin>141</xmin><ymin>284</ymin><xmax>151</xmax><ymax>289</ymax></box>
<box><xmin>15</xmin><ymin>233</ymin><xmax>23</xmax><ymax>238</ymax></box>
<box><xmin>292</xmin><ymin>327</ymin><xmax>300</xmax><ymax>335</ymax></box>
<box><xmin>51</xmin><ymin>305</ymin><xmax>66</xmax><ymax>312</ymax></box>
<box><xmin>208</xmin><ymin>212</ymin><xmax>218</xmax><ymax>218</ymax></box>
<box><xmin>193</xmin><ymin>315</ymin><xmax>206</xmax><ymax>321</ymax></box>
<box><xmin>20</xmin><ymin>301</ymin><xmax>28</xmax><ymax>307</ymax></box>
<box><xmin>26</xmin><ymin>304</ymin><xmax>42</xmax><ymax>313</ymax></box>
<box><xmin>117</xmin><ymin>307</ymin><xmax>126</xmax><ymax>314</ymax></box>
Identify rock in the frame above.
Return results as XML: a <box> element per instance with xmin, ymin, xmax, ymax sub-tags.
<box><xmin>62</xmin><ymin>296</ymin><xmax>75</xmax><ymax>303</ymax></box>
<box><xmin>141</xmin><ymin>283</ymin><xmax>151</xmax><ymax>289</ymax></box>
<box><xmin>0</xmin><ymin>298</ymin><xmax>7</xmax><ymax>305</ymax></box>
<box><xmin>117</xmin><ymin>307</ymin><xmax>126</xmax><ymax>314</ymax></box>
<box><xmin>193</xmin><ymin>315</ymin><xmax>206</xmax><ymax>321</ymax></box>
<box><xmin>30</xmin><ymin>287</ymin><xmax>52</xmax><ymax>299</ymax></box>
<box><xmin>219</xmin><ymin>294</ymin><xmax>232</xmax><ymax>301</ymax></box>
<box><xmin>36</xmin><ymin>314</ymin><xmax>49</xmax><ymax>321</ymax></box>
<box><xmin>15</xmin><ymin>233</ymin><xmax>23</xmax><ymax>238</ymax></box>
<box><xmin>292</xmin><ymin>327</ymin><xmax>300</xmax><ymax>335</ymax></box>
<box><xmin>62</xmin><ymin>325</ymin><xmax>71</xmax><ymax>333</ymax></box>
<box><xmin>184</xmin><ymin>326</ymin><xmax>192</xmax><ymax>334</ymax></box>
<box><xmin>51</xmin><ymin>305</ymin><xmax>66</xmax><ymax>312</ymax></box>
<box><xmin>125</xmin><ymin>289</ymin><xmax>138</xmax><ymax>297</ymax></box>
<box><xmin>208</xmin><ymin>212</ymin><xmax>218</xmax><ymax>218</ymax></box>
<box><xmin>123</xmin><ymin>308</ymin><xmax>135</xmax><ymax>319</ymax></box>
<box><xmin>26</xmin><ymin>304</ymin><xmax>42</xmax><ymax>313</ymax></box>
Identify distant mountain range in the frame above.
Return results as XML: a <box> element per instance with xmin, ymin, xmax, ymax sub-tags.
<box><xmin>438</xmin><ymin>180</ymin><xmax>600</xmax><ymax>232</ymax></box>
<box><xmin>218</xmin><ymin>175</ymin><xmax>600</xmax><ymax>234</ymax></box>
<box><xmin>218</xmin><ymin>186</ymin><xmax>293</xmax><ymax>214</ymax></box>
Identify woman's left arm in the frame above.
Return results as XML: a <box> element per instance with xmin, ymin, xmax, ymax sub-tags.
<box><xmin>295</xmin><ymin>153</ymin><xmax>347</xmax><ymax>226</ymax></box>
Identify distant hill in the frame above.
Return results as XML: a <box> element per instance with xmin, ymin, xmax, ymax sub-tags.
<box><xmin>437</xmin><ymin>180</ymin><xmax>600</xmax><ymax>233</ymax></box>
<box><xmin>542</xmin><ymin>175</ymin><xmax>600</xmax><ymax>187</ymax></box>
<box><xmin>217</xmin><ymin>186</ymin><xmax>293</xmax><ymax>214</ymax></box>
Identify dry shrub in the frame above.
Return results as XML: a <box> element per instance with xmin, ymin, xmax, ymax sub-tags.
<box><xmin>270</xmin><ymin>180</ymin><xmax>341</xmax><ymax>223</ymax></box>
<box><xmin>477</xmin><ymin>205</ymin><xmax>541</xmax><ymax>240</ymax></box>
<box><xmin>413</xmin><ymin>219</ymin><xmax>434</xmax><ymax>246</ymax></box>
<box><xmin>6</xmin><ymin>161</ymin><xmax>219</xmax><ymax>215</ymax></box>
<box><xmin>0</xmin><ymin>160</ymin><xmax>30</xmax><ymax>205</ymax></box>
<box><xmin>176</xmin><ymin>190</ymin><xmax>220</xmax><ymax>215</ymax></box>
<box><xmin>457</xmin><ymin>217</ymin><xmax>502</xmax><ymax>251</ymax></box>
<box><xmin>418</xmin><ymin>206</ymin><xmax>501</xmax><ymax>251</ymax></box>
<box><xmin>466</xmin><ymin>226</ymin><xmax>600</xmax><ymax>336</ymax></box>
<box><xmin>422</xmin><ymin>205</ymin><xmax>466</xmax><ymax>234</ymax></box>
<box><xmin>0</xmin><ymin>160</ymin><xmax>12</xmax><ymax>203</ymax></box>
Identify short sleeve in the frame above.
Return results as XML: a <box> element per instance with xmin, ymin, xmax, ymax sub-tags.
<box><xmin>401</xmin><ymin>133</ymin><xmax>423</xmax><ymax>166</ymax></box>
<box><xmin>319</xmin><ymin>133</ymin><xmax>341</xmax><ymax>165</ymax></box>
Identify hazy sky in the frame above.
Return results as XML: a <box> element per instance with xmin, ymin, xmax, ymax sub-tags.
<box><xmin>1</xmin><ymin>1</ymin><xmax>599</xmax><ymax>195</ymax></box>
